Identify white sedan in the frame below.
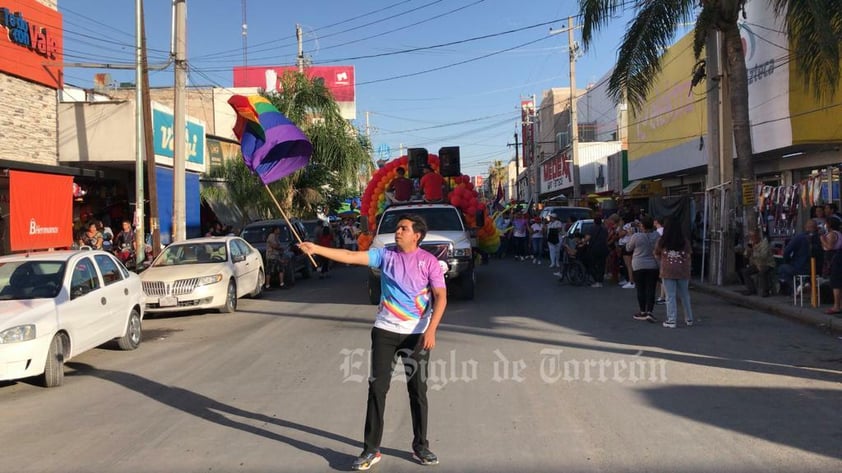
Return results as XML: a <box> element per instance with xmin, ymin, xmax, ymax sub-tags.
<box><xmin>0</xmin><ymin>250</ymin><xmax>144</xmax><ymax>388</ymax></box>
<box><xmin>140</xmin><ymin>236</ymin><xmax>264</xmax><ymax>314</ymax></box>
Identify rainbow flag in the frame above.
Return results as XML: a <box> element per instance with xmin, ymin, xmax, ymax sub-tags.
<box><xmin>228</xmin><ymin>95</ymin><xmax>312</xmax><ymax>184</ymax></box>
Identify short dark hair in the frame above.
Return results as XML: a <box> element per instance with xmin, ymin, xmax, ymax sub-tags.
<box><xmin>640</xmin><ymin>216</ymin><xmax>655</xmax><ymax>230</ymax></box>
<box><xmin>396</xmin><ymin>167</ymin><xmax>406</xmax><ymax>175</ymax></box>
<box><xmin>397</xmin><ymin>214</ymin><xmax>428</xmax><ymax>242</ymax></box>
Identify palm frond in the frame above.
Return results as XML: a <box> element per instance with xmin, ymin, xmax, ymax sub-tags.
<box><xmin>609</xmin><ymin>0</ymin><xmax>697</xmax><ymax>110</ymax></box>
<box><xmin>579</xmin><ymin>0</ymin><xmax>626</xmax><ymax>48</ymax></box>
<box><xmin>774</xmin><ymin>0</ymin><xmax>842</xmax><ymax>100</ymax></box>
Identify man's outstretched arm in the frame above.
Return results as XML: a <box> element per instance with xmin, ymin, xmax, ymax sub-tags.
<box><xmin>298</xmin><ymin>242</ymin><xmax>370</xmax><ymax>266</ymax></box>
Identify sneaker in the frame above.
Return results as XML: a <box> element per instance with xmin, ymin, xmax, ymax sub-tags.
<box><xmin>655</xmin><ymin>298</ymin><xmax>666</xmax><ymax>305</ymax></box>
<box><xmin>662</xmin><ymin>321</ymin><xmax>677</xmax><ymax>328</ymax></box>
<box><xmin>633</xmin><ymin>312</ymin><xmax>648</xmax><ymax>321</ymax></box>
<box><xmin>685</xmin><ymin>319</ymin><xmax>694</xmax><ymax>327</ymax></box>
<box><xmin>536</xmin><ymin>260</ymin><xmax>541</xmax><ymax>265</ymax></box>
<box><xmin>352</xmin><ymin>451</ymin><xmax>382</xmax><ymax>471</ymax></box>
<box><xmin>645</xmin><ymin>313</ymin><xmax>659</xmax><ymax>323</ymax></box>
<box><xmin>553</xmin><ymin>272</ymin><xmax>563</xmax><ymax>277</ymax></box>
<box><xmin>618</xmin><ymin>279</ymin><xmax>628</xmax><ymax>286</ymax></box>
<box><xmin>590</xmin><ymin>282</ymin><xmax>603</xmax><ymax>288</ymax></box>
<box><xmin>622</xmin><ymin>282</ymin><xmax>635</xmax><ymax>289</ymax></box>
<box><xmin>412</xmin><ymin>447</ymin><xmax>439</xmax><ymax>466</ymax></box>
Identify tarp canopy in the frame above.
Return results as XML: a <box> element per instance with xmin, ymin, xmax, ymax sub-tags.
<box><xmin>623</xmin><ymin>180</ymin><xmax>663</xmax><ymax>197</ymax></box>
<box><xmin>201</xmin><ymin>182</ymin><xmax>246</xmax><ymax>228</ymax></box>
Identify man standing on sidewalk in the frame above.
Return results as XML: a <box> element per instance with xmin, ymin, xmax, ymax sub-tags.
<box><xmin>740</xmin><ymin>230</ymin><xmax>774</xmax><ymax>297</ymax></box>
<box><xmin>298</xmin><ymin>214</ymin><xmax>447</xmax><ymax>470</ymax></box>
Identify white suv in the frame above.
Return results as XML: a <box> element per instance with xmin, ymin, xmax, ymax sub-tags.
<box><xmin>368</xmin><ymin>203</ymin><xmax>477</xmax><ymax>303</ymax></box>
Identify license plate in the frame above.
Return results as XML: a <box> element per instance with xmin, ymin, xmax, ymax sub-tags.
<box><xmin>159</xmin><ymin>296</ymin><xmax>177</xmax><ymax>307</ymax></box>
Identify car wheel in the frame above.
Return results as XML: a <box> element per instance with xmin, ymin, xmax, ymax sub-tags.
<box><xmin>301</xmin><ymin>257</ymin><xmax>312</xmax><ymax>279</ymax></box>
<box><xmin>368</xmin><ymin>273</ymin><xmax>381</xmax><ymax>305</ymax></box>
<box><xmin>460</xmin><ymin>268</ymin><xmax>475</xmax><ymax>300</ymax></box>
<box><xmin>219</xmin><ymin>280</ymin><xmax>237</xmax><ymax>313</ymax></box>
<box><xmin>285</xmin><ymin>262</ymin><xmax>296</xmax><ymax>286</ymax></box>
<box><xmin>40</xmin><ymin>334</ymin><xmax>65</xmax><ymax>388</ymax></box>
<box><xmin>251</xmin><ymin>269</ymin><xmax>265</xmax><ymax>298</ymax></box>
<box><xmin>117</xmin><ymin>308</ymin><xmax>142</xmax><ymax>350</ymax></box>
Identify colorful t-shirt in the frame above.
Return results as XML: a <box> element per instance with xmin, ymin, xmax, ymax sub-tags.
<box><xmin>368</xmin><ymin>247</ymin><xmax>446</xmax><ymax>334</ymax></box>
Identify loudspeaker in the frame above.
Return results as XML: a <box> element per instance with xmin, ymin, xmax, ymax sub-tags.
<box><xmin>438</xmin><ymin>146</ymin><xmax>461</xmax><ymax>177</ymax></box>
<box><xmin>407</xmin><ymin>148</ymin><xmax>428</xmax><ymax>179</ymax></box>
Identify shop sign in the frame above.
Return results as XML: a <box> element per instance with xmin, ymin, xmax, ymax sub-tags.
<box><xmin>0</xmin><ymin>1</ymin><xmax>63</xmax><ymax>88</ymax></box>
<box><xmin>152</xmin><ymin>103</ymin><xmax>206</xmax><ymax>173</ymax></box>
<box><xmin>742</xmin><ymin>182</ymin><xmax>756</xmax><ymax>206</ymax></box>
<box><xmin>9</xmin><ymin>170</ymin><xmax>72</xmax><ymax>251</ymax></box>
<box><xmin>541</xmin><ymin>152</ymin><xmax>573</xmax><ymax>193</ymax></box>
<box><xmin>207</xmin><ymin>139</ymin><xmax>224</xmax><ymax>170</ymax></box>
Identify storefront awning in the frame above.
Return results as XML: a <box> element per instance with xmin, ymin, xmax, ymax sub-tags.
<box><xmin>202</xmin><ymin>191</ymin><xmax>246</xmax><ymax>229</ymax></box>
<box><xmin>622</xmin><ymin>180</ymin><xmax>663</xmax><ymax>197</ymax></box>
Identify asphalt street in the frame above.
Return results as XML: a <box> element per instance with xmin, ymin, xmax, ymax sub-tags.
<box><xmin>2</xmin><ymin>258</ymin><xmax>841</xmax><ymax>473</ymax></box>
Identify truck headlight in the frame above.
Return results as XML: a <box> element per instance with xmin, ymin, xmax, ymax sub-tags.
<box><xmin>450</xmin><ymin>248</ymin><xmax>472</xmax><ymax>258</ymax></box>
<box><xmin>197</xmin><ymin>274</ymin><xmax>223</xmax><ymax>286</ymax></box>
<box><xmin>0</xmin><ymin>325</ymin><xmax>36</xmax><ymax>344</ymax></box>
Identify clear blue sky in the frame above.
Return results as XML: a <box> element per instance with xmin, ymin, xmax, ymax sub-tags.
<box><xmin>59</xmin><ymin>0</ymin><xmax>644</xmax><ymax>177</ymax></box>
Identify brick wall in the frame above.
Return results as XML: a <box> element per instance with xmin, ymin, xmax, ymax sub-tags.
<box><xmin>0</xmin><ymin>74</ymin><xmax>58</xmax><ymax>165</ymax></box>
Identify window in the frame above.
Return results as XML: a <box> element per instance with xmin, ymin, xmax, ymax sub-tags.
<box><xmin>71</xmin><ymin>257</ymin><xmax>101</xmax><ymax>296</ymax></box>
<box><xmin>233</xmin><ymin>239</ymin><xmax>251</xmax><ymax>257</ymax></box>
<box><xmin>94</xmin><ymin>254</ymin><xmax>124</xmax><ymax>286</ymax></box>
<box><xmin>229</xmin><ymin>240</ymin><xmax>244</xmax><ymax>258</ymax></box>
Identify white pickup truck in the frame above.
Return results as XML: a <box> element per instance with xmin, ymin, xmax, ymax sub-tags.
<box><xmin>367</xmin><ymin>203</ymin><xmax>478</xmax><ymax>304</ymax></box>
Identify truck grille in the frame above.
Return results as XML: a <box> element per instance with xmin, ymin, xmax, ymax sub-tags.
<box><xmin>421</xmin><ymin>243</ymin><xmax>450</xmax><ymax>259</ymax></box>
<box><xmin>142</xmin><ymin>278</ymin><xmax>200</xmax><ymax>296</ymax></box>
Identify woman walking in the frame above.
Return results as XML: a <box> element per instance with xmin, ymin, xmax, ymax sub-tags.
<box><xmin>626</xmin><ymin>216</ymin><xmax>660</xmax><ymax>322</ymax></box>
<box><xmin>654</xmin><ymin>217</ymin><xmax>694</xmax><ymax>328</ymax></box>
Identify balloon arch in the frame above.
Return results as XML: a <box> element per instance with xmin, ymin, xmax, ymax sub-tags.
<box><xmin>360</xmin><ymin>154</ymin><xmax>500</xmax><ymax>254</ymax></box>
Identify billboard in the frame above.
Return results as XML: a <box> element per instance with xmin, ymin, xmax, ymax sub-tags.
<box><xmin>0</xmin><ymin>0</ymin><xmax>63</xmax><ymax>88</ymax></box>
<box><xmin>9</xmin><ymin>171</ymin><xmax>72</xmax><ymax>251</ymax></box>
<box><xmin>233</xmin><ymin>65</ymin><xmax>356</xmax><ymax>120</ymax></box>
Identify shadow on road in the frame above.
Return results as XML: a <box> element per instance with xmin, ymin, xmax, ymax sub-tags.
<box><xmin>640</xmin><ymin>385</ymin><xmax>842</xmax><ymax>460</ymax></box>
<box><xmin>65</xmin><ymin>362</ymin><xmax>409</xmax><ymax>469</ymax></box>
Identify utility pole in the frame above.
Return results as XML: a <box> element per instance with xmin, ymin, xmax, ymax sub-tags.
<box><xmin>172</xmin><ymin>0</ymin><xmax>187</xmax><ymax>242</ymax></box>
<box><xmin>550</xmin><ymin>17</ymin><xmax>581</xmax><ymax>202</ymax></box>
<box><xmin>507</xmin><ymin>132</ymin><xmax>521</xmax><ymax>200</ymax></box>
<box><xmin>140</xmin><ymin>1</ymin><xmax>160</xmax><ymax>255</ymax></box>
<box><xmin>567</xmin><ymin>16</ymin><xmax>581</xmax><ymax>202</ymax></box>
<box><xmin>241</xmin><ymin>0</ymin><xmax>248</xmax><ymax>67</ymax></box>
<box><xmin>296</xmin><ymin>24</ymin><xmax>305</xmax><ymax>73</ymax></box>
<box><xmin>134</xmin><ymin>0</ymin><xmax>145</xmax><ymax>264</ymax></box>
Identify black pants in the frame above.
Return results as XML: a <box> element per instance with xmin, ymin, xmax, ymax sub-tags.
<box><xmin>741</xmin><ymin>265</ymin><xmax>772</xmax><ymax>295</ymax></box>
<box><xmin>364</xmin><ymin>327</ymin><xmax>430</xmax><ymax>454</ymax></box>
<box><xmin>588</xmin><ymin>250</ymin><xmax>608</xmax><ymax>283</ymax></box>
<box><xmin>633</xmin><ymin>268</ymin><xmax>660</xmax><ymax>313</ymax></box>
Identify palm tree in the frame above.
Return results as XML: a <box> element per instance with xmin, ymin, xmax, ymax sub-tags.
<box><xmin>487</xmin><ymin>160</ymin><xmax>508</xmax><ymax>198</ymax></box>
<box><xmin>578</xmin><ymin>0</ymin><xmax>842</xmax><ymax>234</ymax></box>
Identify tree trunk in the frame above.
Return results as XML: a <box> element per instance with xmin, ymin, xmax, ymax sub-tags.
<box><xmin>723</xmin><ymin>22</ymin><xmax>757</xmax><ymax>240</ymax></box>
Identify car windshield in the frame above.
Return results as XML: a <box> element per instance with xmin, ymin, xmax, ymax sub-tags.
<box><xmin>377</xmin><ymin>208</ymin><xmax>464</xmax><ymax>234</ymax></box>
<box><xmin>0</xmin><ymin>261</ymin><xmax>65</xmax><ymax>300</ymax></box>
<box><xmin>241</xmin><ymin>224</ymin><xmax>292</xmax><ymax>245</ymax></box>
<box><xmin>153</xmin><ymin>242</ymin><xmax>227</xmax><ymax>267</ymax></box>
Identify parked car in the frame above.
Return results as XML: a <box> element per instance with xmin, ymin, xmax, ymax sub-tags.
<box><xmin>0</xmin><ymin>250</ymin><xmax>144</xmax><ymax>387</ymax></box>
<box><xmin>567</xmin><ymin>219</ymin><xmax>595</xmax><ymax>239</ymax></box>
<box><xmin>301</xmin><ymin>218</ymin><xmax>328</xmax><ymax>241</ymax></box>
<box><xmin>240</xmin><ymin>219</ymin><xmax>314</xmax><ymax>286</ymax></box>
<box><xmin>539</xmin><ymin>206</ymin><xmax>594</xmax><ymax>224</ymax></box>
<box><xmin>140</xmin><ymin>236</ymin><xmax>264</xmax><ymax>314</ymax></box>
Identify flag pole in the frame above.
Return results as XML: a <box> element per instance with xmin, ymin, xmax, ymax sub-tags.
<box><xmin>264</xmin><ymin>185</ymin><xmax>318</xmax><ymax>268</ymax></box>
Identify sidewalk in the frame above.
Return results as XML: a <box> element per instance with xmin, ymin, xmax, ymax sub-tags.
<box><xmin>691</xmin><ymin>281</ymin><xmax>842</xmax><ymax>334</ymax></box>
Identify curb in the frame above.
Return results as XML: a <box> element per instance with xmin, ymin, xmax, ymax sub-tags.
<box><xmin>691</xmin><ymin>282</ymin><xmax>842</xmax><ymax>335</ymax></box>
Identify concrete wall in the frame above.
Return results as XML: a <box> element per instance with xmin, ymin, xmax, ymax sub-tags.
<box><xmin>58</xmin><ymin>101</ymin><xmax>136</xmax><ymax>162</ymax></box>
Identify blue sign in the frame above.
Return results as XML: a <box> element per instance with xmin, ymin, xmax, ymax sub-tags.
<box><xmin>152</xmin><ymin>108</ymin><xmax>205</xmax><ymax>167</ymax></box>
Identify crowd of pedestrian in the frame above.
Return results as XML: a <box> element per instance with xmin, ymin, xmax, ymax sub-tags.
<box><xmin>495</xmin><ymin>206</ymin><xmax>694</xmax><ymax>328</ymax></box>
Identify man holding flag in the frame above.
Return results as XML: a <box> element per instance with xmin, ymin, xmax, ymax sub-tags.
<box><xmin>299</xmin><ymin>214</ymin><xmax>446</xmax><ymax>470</ymax></box>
